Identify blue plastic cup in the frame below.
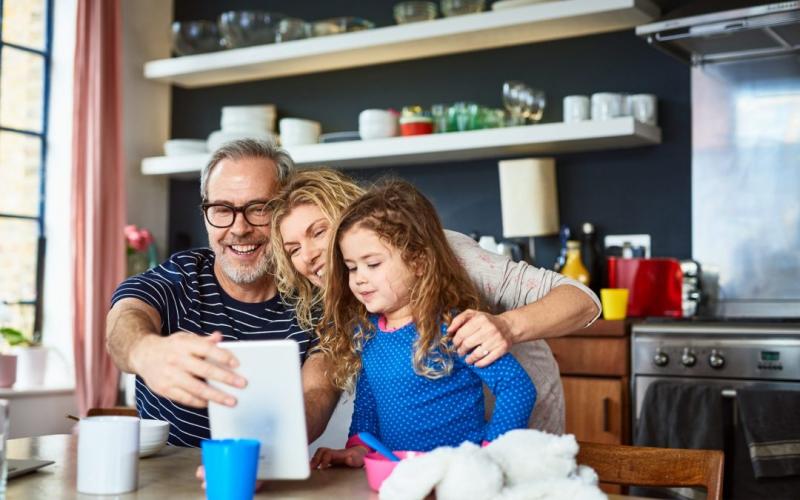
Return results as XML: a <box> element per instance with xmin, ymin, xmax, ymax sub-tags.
<box><xmin>201</xmin><ymin>438</ymin><xmax>261</xmax><ymax>500</ymax></box>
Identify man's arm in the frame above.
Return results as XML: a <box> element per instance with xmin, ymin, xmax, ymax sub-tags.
<box><xmin>106</xmin><ymin>297</ymin><xmax>245</xmax><ymax>408</ymax></box>
<box><xmin>301</xmin><ymin>353</ymin><xmax>341</xmax><ymax>443</ymax></box>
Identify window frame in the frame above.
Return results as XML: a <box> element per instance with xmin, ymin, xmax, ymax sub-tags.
<box><xmin>0</xmin><ymin>0</ymin><xmax>54</xmax><ymax>343</ymax></box>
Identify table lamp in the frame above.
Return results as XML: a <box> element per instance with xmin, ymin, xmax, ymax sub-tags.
<box><xmin>498</xmin><ymin>157</ymin><xmax>560</xmax><ymax>266</ymax></box>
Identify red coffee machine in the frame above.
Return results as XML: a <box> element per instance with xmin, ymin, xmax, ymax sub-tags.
<box><xmin>606</xmin><ymin>257</ymin><xmax>683</xmax><ymax>317</ymax></box>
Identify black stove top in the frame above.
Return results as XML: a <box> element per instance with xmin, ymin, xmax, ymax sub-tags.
<box><xmin>644</xmin><ymin>316</ymin><xmax>800</xmax><ymax>324</ymax></box>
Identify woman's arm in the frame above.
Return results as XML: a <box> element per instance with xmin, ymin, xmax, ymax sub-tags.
<box><xmin>445</xmin><ymin>230</ymin><xmax>600</xmax><ymax>366</ymax></box>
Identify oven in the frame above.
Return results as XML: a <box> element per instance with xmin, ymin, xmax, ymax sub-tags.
<box><xmin>632</xmin><ymin>320</ymin><xmax>800</xmax><ymax>498</ymax></box>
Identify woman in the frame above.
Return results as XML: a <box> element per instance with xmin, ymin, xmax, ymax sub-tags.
<box><xmin>270</xmin><ymin>168</ymin><xmax>600</xmax><ymax>434</ymax></box>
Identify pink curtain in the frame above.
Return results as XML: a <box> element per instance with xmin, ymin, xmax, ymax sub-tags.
<box><xmin>72</xmin><ymin>0</ymin><xmax>125</xmax><ymax>415</ymax></box>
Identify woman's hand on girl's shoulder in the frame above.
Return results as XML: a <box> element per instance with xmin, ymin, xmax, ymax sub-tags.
<box><xmin>447</xmin><ymin>309</ymin><xmax>514</xmax><ymax>367</ymax></box>
<box><xmin>310</xmin><ymin>445</ymin><xmax>369</xmax><ymax>469</ymax></box>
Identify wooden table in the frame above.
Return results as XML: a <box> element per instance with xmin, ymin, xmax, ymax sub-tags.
<box><xmin>6</xmin><ymin>435</ymin><xmax>649</xmax><ymax>499</ymax></box>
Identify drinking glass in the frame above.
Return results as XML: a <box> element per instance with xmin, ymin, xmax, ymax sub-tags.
<box><xmin>518</xmin><ymin>86</ymin><xmax>546</xmax><ymax>123</ymax></box>
<box><xmin>502</xmin><ymin>80</ymin><xmax>525</xmax><ymax>126</ymax></box>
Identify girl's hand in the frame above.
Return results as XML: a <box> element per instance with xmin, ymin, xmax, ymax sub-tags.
<box><xmin>310</xmin><ymin>446</ymin><xmax>369</xmax><ymax>469</ymax></box>
<box><xmin>448</xmin><ymin>309</ymin><xmax>514</xmax><ymax>367</ymax></box>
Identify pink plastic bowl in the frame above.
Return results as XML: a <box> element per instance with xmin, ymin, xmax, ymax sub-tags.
<box><xmin>363</xmin><ymin>451</ymin><xmax>424</xmax><ymax>491</ymax></box>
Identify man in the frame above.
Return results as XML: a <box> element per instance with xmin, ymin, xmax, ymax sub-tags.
<box><xmin>107</xmin><ymin>138</ymin><xmax>599</xmax><ymax>448</ymax></box>
<box><xmin>107</xmin><ymin>139</ymin><xmax>339</xmax><ymax>447</ymax></box>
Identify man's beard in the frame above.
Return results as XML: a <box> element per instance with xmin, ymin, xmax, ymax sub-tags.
<box><xmin>216</xmin><ymin>245</ymin><xmax>274</xmax><ymax>285</ymax></box>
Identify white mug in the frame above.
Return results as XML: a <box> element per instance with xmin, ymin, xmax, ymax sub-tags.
<box><xmin>629</xmin><ymin>94</ymin><xmax>657</xmax><ymax>125</ymax></box>
<box><xmin>591</xmin><ymin>93</ymin><xmax>623</xmax><ymax>121</ymax></box>
<box><xmin>78</xmin><ymin>416</ymin><xmax>140</xmax><ymax>494</ymax></box>
<box><xmin>563</xmin><ymin>95</ymin><xmax>590</xmax><ymax>123</ymax></box>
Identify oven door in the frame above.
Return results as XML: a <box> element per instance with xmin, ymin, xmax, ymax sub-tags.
<box><xmin>633</xmin><ymin>375</ymin><xmax>800</xmax><ymax>427</ymax></box>
<box><xmin>632</xmin><ymin>375</ymin><xmax>800</xmax><ymax>499</ymax></box>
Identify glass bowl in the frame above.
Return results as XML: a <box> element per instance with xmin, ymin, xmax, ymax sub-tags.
<box><xmin>218</xmin><ymin>10</ymin><xmax>287</xmax><ymax>48</ymax></box>
<box><xmin>311</xmin><ymin>16</ymin><xmax>376</xmax><ymax>37</ymax></box>
<box><xmin>440</xmin><ymin>0</ymin><xmax>486</xmax><ymax>17</ymax></box>
<box><xmin>171</xmin><ymin>21</ymin><xmax>223</xmax><ymax>56</ymax></box>
<box><xmin>394</xmin><ymin>1</ymin><xmax>438</xmax><ymax>24</ymax></box>
<box><xmin>276</xmin><ymin>18</ymin><xmax>309</xmax><ymax>42</ymax></box>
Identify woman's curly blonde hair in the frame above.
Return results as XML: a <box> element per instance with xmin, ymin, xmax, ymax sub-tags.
<box><xmin>319</xmin><ymin>180</ymin><xmax>482</xmax><ymax>391</ymax></box>
<box><xmin>269</xmin><ymin>168</ymin><xmax>365</xmax><ymax>331</ymax></box>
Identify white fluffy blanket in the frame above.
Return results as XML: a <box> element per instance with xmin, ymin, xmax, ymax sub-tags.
<box><xmin>379</xmin><ymin>430</ymin><xmax>607</xmax><ymax>500</ymax></box>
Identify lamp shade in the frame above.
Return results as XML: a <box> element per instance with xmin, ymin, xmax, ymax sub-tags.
<box><xmin>499</xmin><ymin>157</ymin><xmax>559</xmax><ymax>238</ymax></box>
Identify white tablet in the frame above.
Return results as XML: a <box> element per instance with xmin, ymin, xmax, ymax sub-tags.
<box><xmin>208</xmin><ymin>340</ymin><xmax>310</xmax><ymax>480</ymax></box>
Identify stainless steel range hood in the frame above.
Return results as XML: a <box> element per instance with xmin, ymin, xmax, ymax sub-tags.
<box><xmin>636</xmin><ymin>1</ymin><xmax>800</xmax><ymax>65</ymax></box>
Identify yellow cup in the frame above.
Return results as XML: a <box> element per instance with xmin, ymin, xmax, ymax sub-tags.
<box><xmin>601</xmin><ymin>288</ymin><xmax>629</xmax><ymax>320</ymax></box>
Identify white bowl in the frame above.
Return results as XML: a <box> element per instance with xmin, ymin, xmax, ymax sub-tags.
<box><xmin>207</xmin><ymin>129</ymin><xmax>275</xmax><ymax>152</ymax></box>
<box><xmin>279</xmin><ymin>118</ymin><xmax>321</xmax><ymax>146</ymax></box>
<box><xmin>164</xmin><ymin>139</ymin><xmax>207</xmax><ymax>156</ymax></box>
<box><xmin>139</xmin><ymin>419</ymin><xmax>169</xmax><ymax>458</ymax></box>
<box><xmin>359</xmin><ymin>109</ymin><xmax>398</xmax><ymax>140</ymax></box>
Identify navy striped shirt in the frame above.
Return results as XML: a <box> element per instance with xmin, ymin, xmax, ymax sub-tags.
<box><xmin>111</xmin><ymin>248</ymin><xmax>314</xmax><ymax>448</ymax></box>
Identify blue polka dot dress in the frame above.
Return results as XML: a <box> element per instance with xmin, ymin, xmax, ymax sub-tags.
<box><xmin>348</xmin><ymin>316</ymin><xmax>537</xmax><ymax>451</ymax></box>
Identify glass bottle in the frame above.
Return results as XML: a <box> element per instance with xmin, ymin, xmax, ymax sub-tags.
<box><xmin>580</xmin><ymin>222</ymin><xmax>600</xmax><ymax>292</ymax></box>
<box><xmin>553</xmin><ymin>225</ymin><xmax>571</xmax><ymax>272</ymax></box>
<box><xmin>560</xmin><ymin>240</ymin><xmax>590</xmax><ymax>286</ymax></box>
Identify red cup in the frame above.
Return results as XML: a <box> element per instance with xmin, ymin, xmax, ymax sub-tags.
<box><xmin>399</xmin><ymin>118</ymin><xmax>434</xmax><ymax>136</ymax></box>
<box><xmin>363</xmin><ymin>451</ymin><xmax>424</xmax><ymax>491</ymax></box>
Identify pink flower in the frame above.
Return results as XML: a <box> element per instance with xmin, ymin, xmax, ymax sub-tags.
<box><xmin>125</xmin><ymin>225</ymin><xmax>154</xmax><ymax>252</ymax></box>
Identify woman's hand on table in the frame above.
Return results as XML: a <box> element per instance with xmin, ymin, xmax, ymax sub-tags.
<box><xmin>195</xmin><ymin>465</ymin><xmax>265</xmax><ymax>491</ymax></box>
<box><xmin>448</xmin><ymin>309</ymin><xmax>514</xmax><ymax>368</ymax></box>
<box><xmin>310</xmin><ymin>446</ymin><xmax>368</xmax><ymax>469</ymax></box>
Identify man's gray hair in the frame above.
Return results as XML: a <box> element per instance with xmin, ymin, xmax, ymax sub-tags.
<box><xmin>200</xmin><ymin>138</ymin><xmax>294</xmax><ymax>200</ymax></box>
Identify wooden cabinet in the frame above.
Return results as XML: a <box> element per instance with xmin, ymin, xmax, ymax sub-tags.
<box><xmin>547</xmin><ymin>320</ymin><xmax>632</xmax><ymax>445</ymax></box>
<box><xmin>561</xmin><ymin>377</ymin><xmax>627</xmax><ymax>445</ymax></box>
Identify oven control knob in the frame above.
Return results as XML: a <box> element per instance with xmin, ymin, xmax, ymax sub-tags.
<box><xmin>681</xmin><ymin>348</ymin><xmax>697</xmax><ymax>367</ymax></box>
<box><xmin>709</xmin><ymin>349</ymin><xmax>725</xmax><ymax>369</ymax></box>
<box><xmin>653</xmin><ymin>350</ymin><xmax>669</xmax><ymax>367</ymax></box>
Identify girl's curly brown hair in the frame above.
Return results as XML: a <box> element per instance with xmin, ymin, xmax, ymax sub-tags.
<box><xmin>319</xmin><ymin>180</ymin><xmax>482</xmax><ymax>391</ymax></box>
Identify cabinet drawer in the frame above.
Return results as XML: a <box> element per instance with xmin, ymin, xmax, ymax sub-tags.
<box><xmin>547</xmin><ymin>337</ymin><xmax>629</xmax><ymax>376</ymax></box>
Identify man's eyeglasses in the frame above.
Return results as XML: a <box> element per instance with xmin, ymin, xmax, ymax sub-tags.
<box><xmin>200</xmin><ymin>201</ymin><xmax>271</xmax><ymax>228</ymax></box>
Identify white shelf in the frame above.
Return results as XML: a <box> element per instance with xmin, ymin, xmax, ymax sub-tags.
<box><xmin>145</xmin><ymin>0</ymin><xmax>659</xmax><ymax>88</ymax></box>
<box><xmin>142</xmin><ymin>117</ymin><xmax>661</xmax><ymax>176</ymax></box>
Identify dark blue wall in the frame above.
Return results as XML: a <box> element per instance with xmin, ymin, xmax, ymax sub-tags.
<box><xmin>169</xmin><ymin>1</ymin><xmax>693</xmax><ymax>269</ymax></box>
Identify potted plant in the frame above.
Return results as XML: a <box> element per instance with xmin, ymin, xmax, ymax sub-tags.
<box><xmin>1</xmin><ymin>327</ymin><xmax>47</xmax><ymax>387</ymax></box>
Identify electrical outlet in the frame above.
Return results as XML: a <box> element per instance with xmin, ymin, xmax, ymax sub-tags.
<box><xmin>604</xmin><ymin>234</ymin><xmax>651</xmax><ymax>258</ymax></box>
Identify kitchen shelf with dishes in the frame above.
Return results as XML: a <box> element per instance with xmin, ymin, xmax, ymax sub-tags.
<box><xmin>141</xmin><ymin>117</ymin><xmax>661</xmax><ymax>177</ymax></box>
<box><xmin>145</xmin><ymin>0</ymin><xmax>659</xmax><ymax>88</ymax></box>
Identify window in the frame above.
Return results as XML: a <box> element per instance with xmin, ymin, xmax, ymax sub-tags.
<box><xmin>0</xmin><ymin>0</ymin><xmax>52</xmax><ymax>342</ymax></box>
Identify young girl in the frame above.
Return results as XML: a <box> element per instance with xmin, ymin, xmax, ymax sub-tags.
<box><xmin>312</xmin><ymin>180</ymin><xmax>536</xmax><ymax>467</ymax></box>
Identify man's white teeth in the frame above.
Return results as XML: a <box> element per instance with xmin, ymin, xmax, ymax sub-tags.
<box><xmin>231</xmin><ymin>244</ymin><xmax>258</xmax><ymax>254</ymax></box>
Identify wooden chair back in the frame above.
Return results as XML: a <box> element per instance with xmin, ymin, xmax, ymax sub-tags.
<box><xmin>577</xmin><ymin>441</ymin><xmax>724</xmax><ymax>500</ymax></box>
<box><xmin>87</xmin><ymin>407</ymin><xmax>138</xmax><ymax>417</ymax></box>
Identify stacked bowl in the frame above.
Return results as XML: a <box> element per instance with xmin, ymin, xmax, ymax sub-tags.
<box><xmin>139</xmin><ymin>419</ymin><xmax>170</xmax><ymax>458</ymax></box>
<box><xmin>208</xmin><ymin>104</ymin><xmax>276</xmax><ymax>151</ymax></box>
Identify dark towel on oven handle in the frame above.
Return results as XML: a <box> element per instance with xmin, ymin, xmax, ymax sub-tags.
<box><xmin>737</xmin><ymin>388</ymin><xmax>800</xmax><ymax>479</ymax></box>
<box><xmin>634</xmin><ymin>380</ymin><xmax>725</xmax><ymax>451</ymax></box>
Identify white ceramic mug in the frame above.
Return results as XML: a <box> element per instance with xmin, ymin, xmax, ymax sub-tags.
<box><xmin>563</xmin><ymin>95</ymin><xmax>590</xmax><ymax>123</ymax></box>
<box><xmin>78</xmin><ymin>416</ymin><xmax>140</xmax><ymax>494</ymax></box>
<box><xmin>629</xmin><ymin>94</ymin><xmax>657</xmax><ymax>125</ymax></box>
<box><xmin>591</xmin><ymin>93</ymin><xmax>623</xmax><ymax>121</ymax></box>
